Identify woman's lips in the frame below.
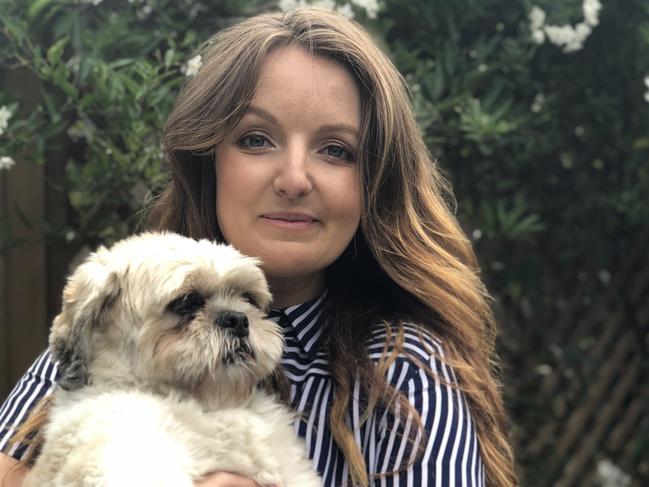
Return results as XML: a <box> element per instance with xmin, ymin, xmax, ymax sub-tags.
<box><xmin>260</xmin><ymin>213</ymin><xmax>319</xmax><ymax>230</ymax></box>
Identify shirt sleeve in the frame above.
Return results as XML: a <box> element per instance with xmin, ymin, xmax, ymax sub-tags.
<box><xmin>367</xmin><ymin>324</ymin><xmax>485</xmax><ymax>487</ymax></box>
<box><xmin>0</xmin><ymin>349</ymin><xmax>59</xmax><ymax>459</ymax></box>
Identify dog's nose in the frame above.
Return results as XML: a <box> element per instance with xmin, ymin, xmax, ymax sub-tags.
<box><xmin>216</xmin><ymin>311</ymin><xmax>249</xmax><ymax>338</ymax></box>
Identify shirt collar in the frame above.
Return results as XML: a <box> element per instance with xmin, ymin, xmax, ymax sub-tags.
<box><xmin>267</xmin><ymin>291</ymin><xmax>327</xmax><ymax>356</ymax></box>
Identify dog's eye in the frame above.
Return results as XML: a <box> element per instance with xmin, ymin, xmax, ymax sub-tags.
<box><xmin>242</xmin><ymin>292</ymin><xmax>259</xmax><ymax>308</ymax></box>
<box><xmin>169</xmin><ymin>291</ymin><xmax>205</xmax><ymax>316</ymax></box>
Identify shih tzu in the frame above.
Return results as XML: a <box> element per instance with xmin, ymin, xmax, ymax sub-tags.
<box><xmin>23</xmin><ymin>232</ymin><xmax>320</xmax><ymax>487</ymax></box>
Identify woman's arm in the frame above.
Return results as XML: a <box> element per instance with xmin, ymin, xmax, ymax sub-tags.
<box><xmin>0</xmin><ymin>455</ymin><xmax>268</xmax><ymax>487</ymax></box>
<box><xmin>0</xmin><ymin>453</ymin><xmax>26</xmax><ymax>487</ymax></box>
<box><xmin>195</xmin><ymin>472</ymin><xmax>268</xmax><ymax>487</ymax></box>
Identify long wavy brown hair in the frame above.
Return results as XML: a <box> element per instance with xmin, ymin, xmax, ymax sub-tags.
<box><xmin>147</xmin><ymin>7</ymin><xmax>517</xmax><ymax>486</ymax></box>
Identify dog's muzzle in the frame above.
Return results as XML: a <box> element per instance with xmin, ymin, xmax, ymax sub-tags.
<box><xmin>215</xmin><ymin>311</ymin><xmax>249</xmax><ymax>338</ymax></box>
<box><xmin>222</xmin><ymin>340</ymin><xmax>254</xmax><ymax>365</ymax></box>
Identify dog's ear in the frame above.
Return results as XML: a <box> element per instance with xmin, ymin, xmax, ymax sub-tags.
<box><xmin>50</xmin><ymin>247</ymin><xmax>120</xmax><ymax>390</ymax></box>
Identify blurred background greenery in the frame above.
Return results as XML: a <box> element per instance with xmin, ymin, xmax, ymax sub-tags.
<box><xmin>1</xmin><ymin>0</ymin><xmax>647</xmax><ymax>485</ymax></box>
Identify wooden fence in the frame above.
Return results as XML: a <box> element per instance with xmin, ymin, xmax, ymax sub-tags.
<box><xmin>513</xmin><ymin>230</ymin><xmax>648</xmax><ymax>486</ymax></box>
<box><xmin>0</xmin><ymin>67</ymin><xmax>72</xmax><ymax>400</ymax></box>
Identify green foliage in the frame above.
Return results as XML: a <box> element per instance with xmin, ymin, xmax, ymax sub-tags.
<box><xmin>1</xmin><ymin>0</ymin><xmax>648</xmax><ymax>483</ymax></box>
<box><xmin>386</xmin><ymin>0</ymin><xmax>649</xmax><ymax>299</ymax></box>
<box><xmin>0</xmin><ymin>0</ymin><xmax>268</xmax><ymax>247</ymax></box>
<box><xmin>381</xmin><ymin>0</ymin><xmax>649</xmax><ymax>483</ymax></box>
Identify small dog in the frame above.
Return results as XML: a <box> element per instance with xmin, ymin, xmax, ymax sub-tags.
<box><xmin>23</xmin><ymin>232</ymin><xmax>320</xmax><ymax>487</ymax></box>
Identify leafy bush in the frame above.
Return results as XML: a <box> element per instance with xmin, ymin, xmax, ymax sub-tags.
<box><xmin>383</xmin><ymin>0</ymin><xmax>649</xmax><ymax>483</ymax></box>
<box><xmin>2</xmin><ymin>0</ymin><xmax>648</xmax><ymax>484</ymax></box>
<box><xmin>0</xmin><ymin>0</ymin><xmax>272</xmax><ymax>245</ymax></box>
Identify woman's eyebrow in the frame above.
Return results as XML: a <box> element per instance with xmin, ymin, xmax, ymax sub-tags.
<box><xmin>243</xmin><ymin>105</ymin><xmax>278</xmax><ymax>124</ymax></box>
<box><xmin>315</xmin><ymin>124</ymin><xmax>359</xmax><ymax>139</ymax></box>
<box><xmin>244</xmin><ymin>104</ymin><xmax>359</xmax><ymax>138</ymax></box>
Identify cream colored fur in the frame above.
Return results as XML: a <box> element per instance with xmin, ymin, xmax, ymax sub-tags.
<box><xmin>24</xmin><ymin>232</ymin><xmax>320</xmax><ymax>487</ymax></box>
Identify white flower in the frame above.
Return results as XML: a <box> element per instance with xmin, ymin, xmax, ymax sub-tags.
<box><xmin>645</xmin><ymin>91</ymin><xmax>649</xmax><ymax>103</ymax></box>
<box><xmin>137</xmin><ymin>4</ymin><xmax>153</xmax><ymax>20</ymax></box>
<box><xmin>575</xmin><ymin>21</ymin><xmax>592</xmax><ymax>38</ymax></box>
<box><xmin>311</xmin><ymin>0</ymin><xmax>336</xmax><ymax>10</ymax></box>
<box><xmin>0</xmin><ymin>105</ymin><xmax>13</xmax><ymax>136</ymax></box>
<box><xmin>544</xmin><ymin>25</ymin><xmax>574</xmax><ymax>46</ymax></box>
<box><xmin>279</xmin><ymin>0</ymin><xmax>299</xmax><ymax>11</ymax></box>
<box><xmin>529</xmin><ymin>6</ymin><xmax>546</xmax><ymax>31</ymax></box>
<box><xmin>529</xmin><ymin>0</ymin><xmax>600</xmax><ymax>52</ymax></box>
<box><xmin>531</xmin><ymin>93</ymin><xmax>545</xmax><ymax>113</ymax></box>
<box><xmin>560</xmin><ymin>152</ymin><xmax>573</xmax><ymax>169</ymax></box>
<box><xmin>596</xmin><ymin>459</ymin><xmax>631</xmax><ymax>487</ymax></box>
<box><xmin>544</xmin><ymin>23</ymin><xmax>591</xmax><ymax>53</ymax></box>
<box><xmin>280</xmin><ymin>0</ymin><xmax>379</xmax><ymax>18</ymax></box>
<box><xmin>280</xmin><ymin>0</ymin><xmax>335</xmax><ymax>11</ymax></box>
<box><xmin>535</xmin><ymin>364</ymin><xmax>552</xmax><ymax>376</ymax></box>
<box><xmin>531</xmin><ymin>29</ymin><xmax>545</xmax><ymax>44</ymax></box>
<box><xmin>478</xmin><ymin>63</ymin><xmax>488</xmax><ymax>73</ymax></box>
<box><xmin>583</xmin><ymin>0</ymin><xmax>602</xmax><ymax>27</ymax></box>
<box><xmin>645</xmin><ymin>75</ymin><xmax>649</xmax><ymax>89</ymax></box>
<box><xmin>0</xmin><ymin>156</ymin><xmax>16</xmax><ymax>171</ymax></box>
<box><xmin>472</xmin><ymin>229</ymin><xmax>482</xmax><ymax>240</ymax></box>
<box><xmin>598</xmin><ymin>269</ymin><xmax>611</xmax><ymax>285</ymax></box>
<box><xmin>337</xmin><ymin>3</ymin><xmax>355</xmax><ymax>18</ymax></box>
<box><xmin>592</xmin><ymin>158</ymin><xmax>604</xmax><ymax>169</ymax></box>
<box><xmin>182</xmin><ymin>55</ymin><xmax>202</xmax><ymax>77</ymax></box>
<box><xmin>351</xmin><ymin>0</ymin><xmax>380</xmax><ymax>19</ymax></box>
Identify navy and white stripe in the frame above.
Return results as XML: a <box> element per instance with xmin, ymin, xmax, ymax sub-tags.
<box><xmin>0</xmin><ymin>350</ymin><xmax>59</xmax><ymax>458</ymax></box>
<box><xmin>0</xmin><ymin>294</ymin><xmax>485</xmax><ymax>486</ymax></box>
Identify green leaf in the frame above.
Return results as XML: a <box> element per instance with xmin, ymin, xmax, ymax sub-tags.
<box><xmin>40</xmin><ymin>86</ymin><xmax>61</xmax><ymax>123</ymax></box>
<box><xmin>163</xmin><ymin>48</ymin><xmax>176</xmax><ymax>68</ymax></box>
<box><xmin>46</xmin><ymin>37</ymin><xmax>67</xmax><ymax>64</ymax></box>
<box><xmin>109</xmin><ymin>59</ymin><xmax>135</xmax><ymax>69</ymax></box>
<box><xmin>28</xmin><ymin>0</ymin><xmax>51</xmax><ymax>19</ymax></box>
<box><xmin>0</xmin><ymin>13</ymin><xmax>28</xmax><ymax>45</ymax></box>
<box><xmin>632</xmin><ymin>137</ymin><xmax>649</xmax><ymax>150</ymax></box>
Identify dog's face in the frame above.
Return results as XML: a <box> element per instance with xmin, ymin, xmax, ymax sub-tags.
<box><xmin>49</xmin><ymin>232</ymin><xmax>284</xmax><ymax>408</ymax></box>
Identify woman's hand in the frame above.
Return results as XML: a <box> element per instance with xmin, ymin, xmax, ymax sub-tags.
<box><xmin>195</xmin><ymin>471</ymin><xmax>277</xmax><ymax>487</ymax></box>
<box><xmin>0</xmin><ymin>453</ymin><xmax>27</xmax><ymax>487</ymax></box>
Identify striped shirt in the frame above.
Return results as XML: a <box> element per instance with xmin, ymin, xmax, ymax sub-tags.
<box><xmin>0</xmin><ymin>294</ymin><xmax>485</xmax><ymax>486</ymax></box>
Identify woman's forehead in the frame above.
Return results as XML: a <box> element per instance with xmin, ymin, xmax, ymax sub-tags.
<box><xmin>249</xmin><ymin>47</ymin><xmax>361</xmax><ymax>128</ymax></box>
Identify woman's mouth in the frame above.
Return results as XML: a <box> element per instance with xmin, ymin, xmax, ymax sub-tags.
<box><xmin>260</xmin><ymin>212</ymin><xmax>319</xmax><ymax>230</ymax></box>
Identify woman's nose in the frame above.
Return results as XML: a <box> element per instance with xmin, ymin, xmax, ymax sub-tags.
<box><xmin>272</xmin><ymin>144</ymin><xmax>313</xmax><ymax>199</ymax></box>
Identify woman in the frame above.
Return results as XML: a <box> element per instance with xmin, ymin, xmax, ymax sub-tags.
<box><xmin>0</xmin><ymin>7</ymin><xmax>517</xmax><ymax>486</ymax></box>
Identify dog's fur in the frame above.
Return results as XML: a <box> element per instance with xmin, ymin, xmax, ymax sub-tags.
<box><xmin>23</xmin><ymin>232</ymin><xmax>320</xmax><ymax>487</ymax></box>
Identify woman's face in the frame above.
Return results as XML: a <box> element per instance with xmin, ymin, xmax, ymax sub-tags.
<box><xmin>215</xmin><ymin>46</ymin><xmax>362</xmax><ymax>301</ymax></box>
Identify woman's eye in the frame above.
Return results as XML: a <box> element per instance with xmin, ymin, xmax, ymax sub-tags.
<box><xmin>322</xmin><ymin>144</ymin><xmax>354</xmax><ymax>161</ymax></box>
<box><xmin>239</xmin><ymin>134</ymin><xmax>272</xmax><ymax>149</ymax></box>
